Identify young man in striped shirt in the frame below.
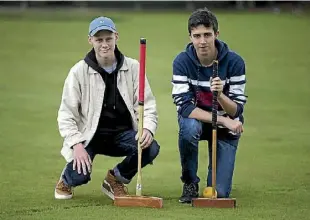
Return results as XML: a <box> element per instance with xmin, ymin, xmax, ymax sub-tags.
<box><xmin>172</xmin><ymin>8</ymin><xmax>247</xmax><ymax>203</ymax></box>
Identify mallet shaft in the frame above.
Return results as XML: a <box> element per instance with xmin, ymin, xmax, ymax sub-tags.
<box><xmin>136</xmin><ymin>38</ymin><xmax>146</xmax><ymax>196</ymax></box>
<box><xmin>211</xmin><ymin>60</ymin><xmax>219</xmax><ymax>199</ymax></box>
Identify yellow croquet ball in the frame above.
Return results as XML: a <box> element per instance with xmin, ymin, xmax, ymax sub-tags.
<box><xmin>203</xmin><ymin>187</ymin><xmax>217</xmax><ymax>198</ymax></box>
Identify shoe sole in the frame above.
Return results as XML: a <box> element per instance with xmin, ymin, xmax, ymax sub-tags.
<box><xmin>179</xmin><ymin>194</ymin><xmax>199</xmax><ymax>204</ymax></box>
<box><xmin>101</xmin><ymin>180</ymin><xmax>115</xmax><ymax>200</ymax></box>
<box><xmin>54</xmin><ymin>190</ymin><xmax>73</xmax><ymax>200</ymax></box>
<box><xmin>178</xmin><ymin>199</ymin><xmax>192</xmax><ymax>204</ymax></box>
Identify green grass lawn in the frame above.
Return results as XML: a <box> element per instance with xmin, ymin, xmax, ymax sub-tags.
<box><xmin>0</xmin><ymin>9</ymin><xmax>309</xmax><ymax>220</ymax></box>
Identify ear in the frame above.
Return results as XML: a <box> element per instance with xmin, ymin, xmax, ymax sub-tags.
<box><xmin>115</xmin><ymin>32</ymin><xmax>119</xmax><ymax>42</ymax></box>
<box><xmin>189</xmin><ymin>33</ymin><xmax>193</xmax><ymax>43</ymax></box>
<box><xmin>88</xmin><ymin>36</ymin><xmax>92</xmax><ymax>45</ymax></box>
<box><xmin>215</xmin><ymin>31</ymin><xmax>220</xmax><ymax>38</ymax></box>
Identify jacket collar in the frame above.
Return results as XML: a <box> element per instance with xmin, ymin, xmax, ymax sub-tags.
<box><xmin>87</xmin><ymin>59</ymin><xmax>128</xmax><ymax>74</ymax></box>
<box><xmin>85</xmin><ymin>46</ymin><xmax>128</xmax><ymax>74</ymax></box>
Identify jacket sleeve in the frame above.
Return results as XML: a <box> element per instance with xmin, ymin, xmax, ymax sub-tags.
<box><xmin>57</xmin><ymin>67</ymin><xmax>86</xmax><ymax>148</ymax></box>
<box><xmin>171</xmin><ymin>56</ymin><xmax>196</xmax><ymax>118</ymax></box>
<box><xmin>228</xmin><ymin>57</ymin><xmax>247</xmax><ymax>118</ymax></box>
<box><xmin>132</xmin><ymin>61</ymin><xmax>158</xmax><ymax>135</ymax></box>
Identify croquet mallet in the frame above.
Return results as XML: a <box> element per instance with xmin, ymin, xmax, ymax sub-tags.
<box><xmin>192</xmin><ymin>60</ymin><xmax>236</xmax><ymax>208</ymax></box>
<box><xmin>113</xmin><ymin>38</ymin><xmax>163</xmax><ymax>208</ymax></box>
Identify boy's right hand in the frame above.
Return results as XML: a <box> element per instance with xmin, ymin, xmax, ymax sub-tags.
<box><xmin>72</xmin><ymin>143</ymin><xmax>92</xmax><ymax>175</ymax></box>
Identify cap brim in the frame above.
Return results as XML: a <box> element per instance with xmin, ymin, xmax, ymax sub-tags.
<box><xmin>89</xmin><ymin>25</ymin><xmax>116</xmax><ymax>36</ymax></box>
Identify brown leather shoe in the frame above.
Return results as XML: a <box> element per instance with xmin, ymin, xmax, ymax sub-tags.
<box><xmin>55</xmin><ymin>179</ymin><xmax>73</xmax><ymax>199</ymax></box>
<box><xmin>102</xmin><ymin>170</ymin><xmax>128</xmax><ymax>200</ymax></box>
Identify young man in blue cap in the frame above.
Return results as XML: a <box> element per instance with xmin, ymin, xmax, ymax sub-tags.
<box><xmin>55</xmin><ymin>16</ymin><xmax>160</xmax><ymax>200</ymax></box>
<box><xmin>171</xmin><ymin>8</ymin><xmax>247</xmax><ymax>203</ymax></box>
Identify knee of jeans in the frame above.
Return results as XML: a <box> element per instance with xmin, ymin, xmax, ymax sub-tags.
<box><xmin>63</xmin><ymin>170</ymin><xmax>91</xmax><ymax>187</ymax></box>
<box><xmin>69</xmin><ymin>171</ymin><xmax>91</xmax><ymax>187</ymax></box>
<box><xmin>148</xmin><ymin>140</ymin><xmax>160</xmax><ymax>161</ymax></box>
<box><xmin>179</xmin><ymin>117</ymin><xmax>201</xmax><ymax>143</ymax></box>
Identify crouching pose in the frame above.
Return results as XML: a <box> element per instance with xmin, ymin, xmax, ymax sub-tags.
<box><xmin>55</xmin><ymin>16</ymin><xmax>160</xmax><ymax>200</ymax></box>
<box><xmin>172</xmin><ymin>8</ymin><xmax>247</xmax><ymax>203</ymax></box>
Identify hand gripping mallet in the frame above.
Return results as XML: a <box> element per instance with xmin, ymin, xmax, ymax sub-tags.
<box><xmin>192</xmin><ymin>60</ymin><xmax>236</xmax><ymax>208</ymax></box>
<box><xmin>113</xmin><ymin>38</ymin><xmax>163</xmax><ymax>208</ymax></box>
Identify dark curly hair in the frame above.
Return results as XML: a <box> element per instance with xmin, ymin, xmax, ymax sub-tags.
<box><xmin>188</xmin><ymin>8</ymin><xmax>219</xmax><ymax>34</ymax></box>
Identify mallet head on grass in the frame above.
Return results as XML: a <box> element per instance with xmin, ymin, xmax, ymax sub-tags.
<box><xmin>114</xmin><ymin>196</ymin><xmax>163</xmax><ymax>208</ymax></box>
<box><xmin>192</xmin><ymin>197</ymin><xmax>236</xmax><ymax>208</ymax></box>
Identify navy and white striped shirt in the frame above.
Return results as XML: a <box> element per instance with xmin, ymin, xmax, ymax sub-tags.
<box><xmin>172</xmin><ymin>39</ymin><xmax>247</xmax><ymax>134</ymax></box>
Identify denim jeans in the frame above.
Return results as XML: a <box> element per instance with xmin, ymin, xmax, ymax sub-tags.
<box><xmin>178</xmin><ymin>115</ymin><xmax>239</xmax><ymax>198</ymax></box>
<box><xmin>62</xmin><ymin>129</ymin><xmax>160</xmax><ymax>187</ymax></box>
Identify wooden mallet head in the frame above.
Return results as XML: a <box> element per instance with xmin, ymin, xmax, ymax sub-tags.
<box><xmin>114</xmin><ymin>196</ymin><xmax>163</xmax><ymax>208</ymax></box>
<box><xmin>192</xmin><ymin>198</ymin><xmax>236</xmax><ymax>208</ymax></box>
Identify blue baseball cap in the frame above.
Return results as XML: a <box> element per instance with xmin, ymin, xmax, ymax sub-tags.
<box><xmin>88</xmin><ymin>16</ymin><xmax>117</xmax><ymax>36</ymax></box>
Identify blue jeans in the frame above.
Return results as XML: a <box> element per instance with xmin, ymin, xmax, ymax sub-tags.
<box><xmin>62</xmin><ymin>129</ymin><xmax>160</xmax><ymax>187</ymax></box>
<box><xmin>178</xmin><ymin>115</ymin><xmax>239</xmax><ymax>198</ymax></box>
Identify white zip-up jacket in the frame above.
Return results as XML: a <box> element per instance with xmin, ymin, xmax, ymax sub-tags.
<box><xmin>57</xmin><ymin>55</ymin><xmax>158</xmax><ymax>162</ymax></box>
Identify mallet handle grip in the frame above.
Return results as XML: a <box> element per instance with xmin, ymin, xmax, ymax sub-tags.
<box><xmin>139</xmin><ymin>38</ymin><xmax>146</xmax><ymax>103</ymax></box>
